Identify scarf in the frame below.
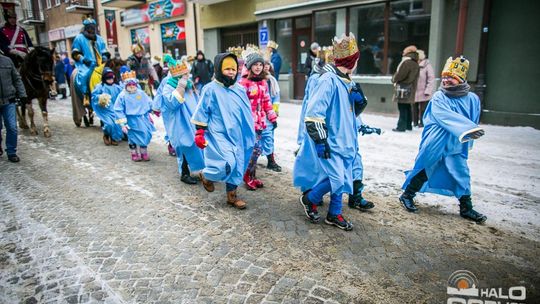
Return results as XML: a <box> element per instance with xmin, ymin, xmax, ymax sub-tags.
<box><xmin>440</xmin><ymin>82</ymin><xmax>471</xmax><ymax>97</ymax></box>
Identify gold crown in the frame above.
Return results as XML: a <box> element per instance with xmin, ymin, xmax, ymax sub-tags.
<box><xmin>267</xmin><ymin>40</ymin><xmax>279</xmax><ymax>49</ymax></box>
<box><xmin>322</xmin><ymin>46</ymin><xmax>335</xmax><ymax>65</ymax></box>
<box><xmin>332</xmin><ymin>33</ymin><xmax>359</xmax><ymax>60</ymax></box>
<box><xmin>442</xmin><ymin>56</ymin><xmax>469</xmax><ymax>82</ymax></box>
<box><xmin>169</xmin><ymin>61</ymin><xmax>190</xmax><ymax>77</ymax></box>
<box><xmin>227</xmin><ymin>46</ymin><xmax>244</xmax><ymax>58</ymax></box>
<box><xmin>121</xmin><ymin>70</ymin><xmax>137</xmax><ymax>82</ymax></box>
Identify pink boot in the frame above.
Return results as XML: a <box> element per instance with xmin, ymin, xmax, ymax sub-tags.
<box><xmin>130</xmin><ymin>149</ymin><xmax>141</xmax><ymax>162</ymax></box>
<box><xmin>140</xmin><ymin>147</ymin><xmax>150</xmax><ymax>161</ymax></box>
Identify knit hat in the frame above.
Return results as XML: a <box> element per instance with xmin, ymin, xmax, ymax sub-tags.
<box><xmin>442</xmin><ymin>56</ymin><xmax>469</xmax><ymax>83</ymax></box>
<box><xmin>310</xmin><ymin>42</ymin><xmax>321</xmax><ymax>51</ymax></box>
<box><xmin>332</xmin><ymin>33</ymin><xmax>359</xmax><ymax>70</ymax></box>
<box><xmin>221</xmin><ymin>56</ymin><xmax>237</xmax><ymax>72</ymax></box>
<box><xmin>242</xmin><ymin>45</ymin><xmax>264</xmax><ymax>70</ymax></box>
<box><xmin>102</xmin><ymin>67</ymin><xmax>115</xmax><ymax>83</ymax></box>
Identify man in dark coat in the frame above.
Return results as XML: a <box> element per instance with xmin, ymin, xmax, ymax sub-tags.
<box><xmin>191</xmin><ymin>50</ymin><xmax>214</xmax><ymax>91</ymax></box>
<box><xmin>392</xmin><ymin>45</ymin><xmax>419</xmax><ymax>132</ymax></box>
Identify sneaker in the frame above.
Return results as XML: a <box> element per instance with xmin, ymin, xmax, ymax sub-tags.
<box><xmin>7</xmin><ymin>154</ymin><xmax>20</xmax><ymax>163</ymax></box>
<box><xmin>180</xmin><ymin>174</ymin><xmax>198</xmax><ymax>185</ymax></box>
<box><xmin>325</xmin><ymin>214</ymin><xmax>353</xmax><ymax>231</ymax></box>
<box><xmin>299</xmin><ymin>194</ymin><xmax>321</xmax><ymax>223</ymax></box>
<box><xmin>348</xmin><ymin>197</ymin><xmax>375</xmax><ymax>211</ymax></box>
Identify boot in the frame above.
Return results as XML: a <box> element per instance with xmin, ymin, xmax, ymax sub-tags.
<box><xmin>227</xmin><ymin>189</ymin><xmax>246</xmax><ymax>209</ymax></box>
<box><xmin>167</xmin><ymin>142</ymin><xmax>176</xmax><ymax>156</ymax></box>
<box><xmin>251</xmin><ymin>168</ymin><xmax>263</xmax><ymax>188</ymax></box>
<box><xmin>199</xmin><ymin>172</ymin><xmax>215</xmax><ymax>192</ymax></box>
<box><xmin>140</xmin><ymin>147</ymin><xmax>150</xmax><ymax>161</ymax></box>
<box><xmin>130</xmin><ymin>145</ymin><xmax>141</xmax><ymax>162</ymax></box>
<box><xmin>266</xmin><ymin>153</ymin><xmax>282</xmax><ymax>172</ymax></box>
<box><xmin>111</xmin><ymin>140</ymin><xmax>119</xmax><ymax>146</ymax></box>
<box><xmin>103</xmin><ymin>134</ymin><xmax>112</xmax><ymax>146</ymax></box>
<box><xmin>459</xmin><ymin>196</ymin><xmax>487</xmax><ymax>224</ymax></box>
<box><xmin>348</xmin><ymin>180</ymin><xmax>375</xmax><ymax>211</ymax></box>
<box><xmin>180</xmin><ymin>156</ymin><xmax>198</xmax><ymax>185</ymax></box>
<box><xmin>243</xmin><ymin>171</ymin><xmax>258</xmax><ymax>191</ymax></box>
<box><xmin>399</xmin><ymin>192</ymin><xmax>418</xmax><ymax>212</ymax></box>
<box><xmin>399</xmin><ymin>171</ymin><xmax>427</xmax><ymax>212</ymax></box>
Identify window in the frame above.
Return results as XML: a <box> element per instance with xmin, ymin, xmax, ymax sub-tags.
<box><xmin>46</xmin><ymin>0</ymin><xmax>51</xmax><ymax>9</ymax></box>
<box><xmin>275</xmin><ymin>18</ymin><xmax>292</xmax><ymax>74</ymax></box>
<box><xmin>55</xmin><ymin>0</ymin><xmax>60</xmax><ymax>6</ymax></box>
<box><xmin>161</xmin><ymin>21</ymin><xmax>187</xmax><ymax>59</ymax></box>
<box><xmin>314</xmin><ymin>9</ymin><xmax>346</xmax><ymax>47</ymax></box>
<box><xmin>349</xmin><ymin>3</ymin><xmax>386</xmax><ymax>75</ymax></box>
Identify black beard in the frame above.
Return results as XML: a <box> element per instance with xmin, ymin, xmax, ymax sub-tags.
<box><xmin>83</xmin><ymin>31</ymin><xmax>96</xmax><ymax>41</ymax></box>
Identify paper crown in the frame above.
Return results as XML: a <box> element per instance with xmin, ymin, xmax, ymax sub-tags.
<box><xmin>227</xmin><ymin>46</ymin><xmax>244</xmax><ymax>58</ymax></box>
<box><xmin>322</xmin><ymin>46</ymin><xmax>335</xmax><ymax>64</ymax></box>
<box><xmin>121</xmin><ymin>70</ymin><xmax>137</xmax><ymax>82</ymax></box>
<box><xmin>332</xmin><ymin>33</ymin><xmax>359</xmax><ymax>60</ymax></box>
<box><xmin>442</xmin><ymin>56</ymin><xmax>469</xmax><ymax>82</ymax></box>
<box><xmin>131</xmin><ymin>42</ymin><xmax>145</xmax><ymax>54</ymax></box>
<box><xmin>164</xmin><ymin>54</ymin><xmax>189</xmax><ymax>77</ymax></box>
<box><xmin>267</xmin><ymin>40</ymin><xmax>279</xmax><ymax>49</ymax></box>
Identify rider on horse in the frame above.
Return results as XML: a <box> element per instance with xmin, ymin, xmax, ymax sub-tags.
<box><xmin>126</xmin><ymin>42</ymin><xmax>159</xmax><ymax>98</ymax></box>
<box><xmin>71</xmin><ymin>17</ymin><xmax>110</xmax><ymax>107</ymax></box>
<box><xmin>0</xmin><ymin>6</ymin><xmax>34</xmax><ymax>68</ymax></box>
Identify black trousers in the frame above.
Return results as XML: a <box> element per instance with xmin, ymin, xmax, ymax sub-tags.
<box><xmin>396</xmin><ymin>103</ymin><xmax>412</xmax><ymax>131</ymax></box>
<box><xmin>412</xmin><ymin>101</ymin><xmax>428</xmax><ymax>126</ymax></box>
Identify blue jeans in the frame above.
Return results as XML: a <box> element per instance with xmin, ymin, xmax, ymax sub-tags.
<box><xmin>307</xmin><ymin>178</ymin><xmax>343</xmax><ymax>216</ymax></box>
<box><xmin>0</xmin><ymin>103</ymin><xmax>17</xmax><ymax>155</ymax></box>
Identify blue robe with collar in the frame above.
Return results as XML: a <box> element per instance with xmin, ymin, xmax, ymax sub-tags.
<box><xmin>293</xmin><ymin>72</ymin><xmax>359</xmax><ymax>195</ymax></box>
<box><xmin>402</xmin><ymin>90</ymin><xmax>482</xmax><ymax>198</ymax></box>
<box><xmin>72</xmin><ymin>33</ymin><xmax>108</xmax><ymax>97</ymax></box>
<box><xmin>113</xmin><ymin>88</ymin><xmax>155</xmax><ymax>146</ymax></box>
<box><xmin>191</xmin><ymin>81</ymin><xmax>255</xmax><ymax>186</ymax></box>
<box><xmin>91</xmin><ymin>83</ymin><xmax>123</xmax><ymax>141</ymax></box>
<box><xmin>161</xmin><ymin>82</ymin><xmax>205</xmax><ymax>173</ymax></box>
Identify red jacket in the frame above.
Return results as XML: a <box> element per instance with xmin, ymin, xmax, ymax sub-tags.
<box><xmin>239</xmin><ymin>76</ymin><xmax>277</xmax><ymax>132</ymax></box>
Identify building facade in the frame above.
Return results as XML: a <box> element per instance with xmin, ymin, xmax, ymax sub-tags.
<box><xmin>1</xmin><ymin>0</ymin><xmax>44</xmax><ymax>47</ymax></box>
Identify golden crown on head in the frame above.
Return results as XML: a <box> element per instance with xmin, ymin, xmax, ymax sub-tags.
<box><xmin>442</xmin><ymin>56</ymin><xmax>469</xmax><ymax>83</ymax></box>
<box><xmin>121</xmin><ymin>70</ymin><xmax>137</xmax><ymax>82</ymax></box>
<box><xmin>332</xmin><ymin>32</ymin><xmax>359</xmax><ymax>60</ymax></box>
<box><xmin>241</xmin><ymin>44</ymin><xmax>261</xmax><ymax>61</ymax></box>
<box><xmin>322</xmin><ymin>46</ymin><xmax>335</xmax><ymax>65</ymax></box>
<box><xmin>169</xmin><ymin>61</ymin><xmax>190</xmax><ymax>77</ymax></box>
<box><xmin>227</xmin><ymin>46</ymin><xmax>244</xmax><ymax>58</ymax></box>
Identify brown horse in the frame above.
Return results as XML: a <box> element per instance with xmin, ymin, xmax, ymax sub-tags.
<box><xmin>70</xmin><ymin>57</ymin><xmax>125</xmax><ymax>127</ymax></box>
<box><xmin>17</xmin><ymin>47</ymin><xmax>55</xmax><ymax>137</ymax></box>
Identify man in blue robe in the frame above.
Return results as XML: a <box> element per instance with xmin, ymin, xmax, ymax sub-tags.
<box><xmin>399</xmin><ymin>56</ymin><xmax>487</xmax><ymax>223</ymax></box>
<box><xmin>191</xmin><ymin>53</ymin><xmax>255</xmax><ymax>209</ymax></box>
<box><xmin>293</xmin><ymin>33</ymin><xmax>361</xmax><ymax>231</ymax></box>
<box><xmin>159</xmin><ymin>55</ymin><xmax>204</xmax><ymax>185</ymax></box>
<box><xmin>71</xmin><ymin>18</ymin><xmax>109</xmax><ymax>105</ymax></box>
<box><xmin>91</xmin><ymin>68</ymin><xmax>123</xmax><ymax>145</ymax></box>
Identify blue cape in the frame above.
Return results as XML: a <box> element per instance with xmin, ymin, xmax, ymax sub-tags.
<box><xmin>113</xmin><ymin>89</ymin><xmax>155</xmax><ymax>146</ymax></box>
<box><xmin>91</xmin><ymin>83</ymin><xmax>123</xmax><ymax>141</ymax></box>
<box><xmin>72</xmin><ymin>33</ymin><xmax>108</xmax><ymax>97</ymax></box>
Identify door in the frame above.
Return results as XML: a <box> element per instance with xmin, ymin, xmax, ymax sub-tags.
<box><xmin>292</xmin><ymin>16</ymin><xmax>311</xmax><ymax>100</ymax></box>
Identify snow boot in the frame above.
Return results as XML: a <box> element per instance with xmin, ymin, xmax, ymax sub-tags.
<box><xmin>266</xmin><ymin>153</ymin><xmax>282</xmax><ymax>172</ymax></box>
<box><xmin>243</xmin><ymin>171</ymin><xmax>258</xmax><ymax>191</ymax></box>
<box><xmin>227</xmin><ymin>189</ymin><xmax>246</xmax><ymax>209</ymax></box>
<box><xmin>459</xmin><ymin>195</ymin><xmax>487</xmax><ymax>224</ymax></box>
<box><xmin>180</xmin><ymin>156</ymin><xmax>198</xmax><ymax>185</ymax></box>
<box><xmin>251</xmin><ymin>168</ymin><xmax>263</xmax><ymax>188</ymax></box>
<box><xmin>103</xmin><ymin>134</ymin><xmax>112</xmax><ymax>146</ymax></box>
<box><xmin>399</xmin><ymin>171</ymin><xmax>427</xmax><ymax>212</ymax></box>
<box><xmin>140</xmin><ymin>147</ymin><xmax>150</xmax><ymax>161</ymax></box>
<box><xmin>130</xmin><ymin>144</ymin><xmax>141</xmax><ymax>162</ymax></box>
<box><xmin>348</xmin><ymin>180</ymin><xmax>375</xmax><ymax>211</ymax></box>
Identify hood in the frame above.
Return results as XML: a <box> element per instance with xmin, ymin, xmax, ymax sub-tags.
<box><xmin>196</xmin><ymin>50</ymin><xmax>205</xmax><ymax>61</ymax></box>
<box><xmin>419</xmin><ymin>58</ymin><xmax>430</xmax><ymax>68</ymax></box>
<box><xmin>214</xmin><ymin>52</ymin><xmax>238</xmax><ymax>87</ymax></box>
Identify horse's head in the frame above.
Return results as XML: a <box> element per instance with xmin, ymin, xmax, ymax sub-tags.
<box><xmin>106</xmin><ymin>58</ymin><xmax>127</xmax><ymax>83</ymax></box>
<box><xmin>24</xmin><ymin>47</ymin><xmax>55</xmax><ymax>85</ymax></box>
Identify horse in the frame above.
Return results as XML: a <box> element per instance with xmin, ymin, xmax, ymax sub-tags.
<box><xmin>69</xmin><ymin>57</ymin><xmax>125</xmax><ymax>127</ymax></box>
<box><xmin>17</xmin><ymin>47</ymin><xmax>55</xmax><ymax>137</ymax></box>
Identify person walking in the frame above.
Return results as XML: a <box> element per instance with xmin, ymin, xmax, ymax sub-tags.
<box><xmin>191</xmin><ymin>50</ymin><xmax>214</xmax><ymax>91</ymax></box>
<box><xmin>413</xmin><ymin>49</ymin><xmax>435</xmax><ymax>127</ymax></box>
<box><xmin>54</xmin><ymin>55</ymin><xmax>67</xmax><ymax>99</ymax></box>
<box><xmin>267</xmin><ymin>41</ymin><xmax>282</xmax><ymax>80</ymax></box>
<box><xmin>392</xmin><ymin>45</ymin><xmax>419</xmax><ymax>132</ymax></box>
<box><xmin>0</xmin><ymin>52</ymin><xmax>27</xmax><ymax>162</ymax></box>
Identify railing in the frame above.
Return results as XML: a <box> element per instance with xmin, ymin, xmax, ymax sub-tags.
<box><xmin>20</xmin><ymin>8</ymin><xmax>45</xmax><ymax>23</ymax></box>
<box><xmin>67</xmin><ymin>0</ymin><xmax>95</xmax><ymax>8</ymax></box>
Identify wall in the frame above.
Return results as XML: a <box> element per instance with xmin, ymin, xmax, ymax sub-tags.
<box><xmin>45</xmin><ymin>3</ymin><xmax>89</xmax><ymax>32</ymax></box>
<box><xmin>200</xmin><ymin>0</ymin><xmax>255</xmax><ymax>29</ymax></box>
<box><xmin>203</xmin><ymin>28</ymin><xmax>219</xmax><ymax>62</ymax></box>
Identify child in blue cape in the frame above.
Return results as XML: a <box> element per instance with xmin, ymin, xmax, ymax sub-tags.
<box><xmin>91</xmin><ymin>67</ymin><xmax>123</xmax><ymax>146</ymax></box>
<box><xmin>191</xmin><ymin>53</ymin><xmax>256</xmax><ymax>209</ymax></box>
<box><xmin>399</xmin><ymin>56</ymin><xmax>487</xmax><ymax>223</ymax></box>
<box><xmin>114</xmin><ymin>66</ymin><xmax>155</xmax><ymax>162</ymax></box>
<box><xmin>159</xmin><ymin>55</ymin><xmax>204</xmax><ymax>185</ymax></box>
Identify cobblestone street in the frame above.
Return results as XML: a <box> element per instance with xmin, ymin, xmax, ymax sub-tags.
<box><xmin>1</xmin><ymin>99</ymin><xmax>539</xmax><ymax>303</ymax></box>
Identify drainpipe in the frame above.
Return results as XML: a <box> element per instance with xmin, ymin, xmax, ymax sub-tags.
<box><xmin>475</xmin><ymin>0</ymin><xmax>492</xmax><ymax>113</ymax></box>
<box><xmin>193</xmin><ymin>2</ymin><xmax>199</xmax><ymax>52</ymax></box>
<box><xmin>455</xmin><ymin>0</ymin><xmax>468</xmax><ymax>56</ymax></box>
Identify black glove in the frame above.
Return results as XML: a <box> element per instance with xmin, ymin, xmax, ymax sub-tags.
<box><xmin>272</xmin><ymin>121</ymin><xmax>277</xmax><ymax>129</ymax></box>
<box><xmin>82</xmin><ymin>58</ymin><xmax>92</xmax><ymax>66</ymax></box>
<box><xmin>359</xmin><ymin>124</ymin><xmax>382</xmax><ymax>136</ymax></box>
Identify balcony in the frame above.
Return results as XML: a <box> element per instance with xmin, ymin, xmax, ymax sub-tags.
<box><xmin>101</xmin><ymin>0</ymin><xmax>146</xmax><ymax>9</ymax></box>
<box><xmin>66</xmin><ymin>0</ymin><xmax>95</xmax><ymax>13</ymax></box>
<box><xmin>20</xmin><ymin>9</ymin><xmax>45</xmax><ymax>25</ymax></box>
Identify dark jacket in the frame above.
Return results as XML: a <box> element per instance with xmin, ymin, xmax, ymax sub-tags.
<box><xmin>392</xmin><ymin>52</ymin><xmax>419</xmax><ymax>104</ymax></box>
<box><xmin>0</xmin><ymin>54</ymin><xmax>26</xmax><ymax>105</ymax></box>
<box><xmin>270</xmin><ymin>50</ymin><xmax>282</xmax><ymax>80</ymax></box>
<box><xmin>191</xmin><ymin>55</ymin><xmax>214</xmax><ymax>85</ymax></box>
<box><xmin>54</xmin><ymin>61</ymin><xmax>66</xmax><ymax>84</ymax></box>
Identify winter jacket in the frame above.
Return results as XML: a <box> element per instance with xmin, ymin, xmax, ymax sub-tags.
<box><xmin>415</xmin><ymin>59</ymin><xmax>435</xmax><ymax>103</ymax></box>
<box><xmin>191</xmin><ymin>59</ymin><xmax>214</xmax><ymax>85</ymax></box>
<box><xmin>0</xmin><ymin>54</ymin><xmax>26</xmax><ymax>105</ymax></box>
<box><xmin>392</xmin><ymin>52</ymin><xmax>419</xmax><ymax>104</ymax></box>
<box><xmin>54</xmin><ymin>61</ymin><xmax>66</xmax><ymax>84</ymax></box>
<box><xmin>239</xmin><ymin>76</ymin><xmax>277</xmax><ymax>133</ymax></box>
<box><xmin>271</xmin><ymin>51</ymin><xmax>282</xmax><ymax>80</ymax></box>
<box><xmin>63</xmin><ymin>57</ymin><xmax>74</xmax><ymax>79</ymax></box>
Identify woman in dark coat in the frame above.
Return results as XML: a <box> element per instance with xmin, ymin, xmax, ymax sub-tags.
<box><xmin>392</xmin><ymin>45</ymin><xmax>419</xmax><ymax>132</ymax></box>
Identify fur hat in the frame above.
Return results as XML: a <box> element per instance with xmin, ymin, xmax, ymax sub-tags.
<box><xmin>442</xmin><ymin>56</ymin><xmax>469</xmax><ymax>83</ymax></box>
<box><xmin>417</xmin><ymin>49</ymin><xmax>426</xmax><ymax>61</ymax></box>
<box><xmin>402</xmin><ymin>45</ymin><xmax>417</xmax><ymax>56</ymax></box>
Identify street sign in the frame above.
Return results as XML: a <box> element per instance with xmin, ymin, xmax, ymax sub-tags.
<box><xmin>259</xmin><ymin>27</ymin><xmax>269</xmax><ymax>46</ymax></box>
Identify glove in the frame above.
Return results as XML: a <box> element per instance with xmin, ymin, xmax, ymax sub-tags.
<box><xmin>350</xmin><ymin>83</ymin><xmax>368</xmax><ymax>116</ymax></box>
<box><xmin>121</xmin><ymin>125</ymin><xmax>129</xmax><ymax>134</ymax></box>
<box><xmin>315</xmin><ymin>141</ymin><xmax>331</xmax><ymax>159</ymax></box>
<box><xmin>195</xmin><ymin>128</ymin><xmax>208</xmax><ymax>149</ymax></box>
<box><xmin>98</xmin><ymin>93</ymin><xmax>111</xmax><ymax>108</ymax></box>
<box><xmin>82</xmin><ymin>58</ymin><xmax>92</xmax><ymax>67</ymax></box>
<box><xmin>152</xmin><ymin>110</ymin><xmax>161</xmax><ymax>118</ymax></box>
<box><xmin>470</xmin><ymin>129</ymin><xmax>485</xmax><ymax>139</ymax></box>
<box><xmin>272</xmin><ymin>121</ymin><xmax>278</xmax><ymax>130</ymax></box>
<box><xmin>359</xmin><ymin>124</ymin><xmax>382</xmax><ymax>136</ymax></box>
<box><xmin>273</xmin><ymin>103</ymin><xmax>280</xmax><ymax>116</ymax></box>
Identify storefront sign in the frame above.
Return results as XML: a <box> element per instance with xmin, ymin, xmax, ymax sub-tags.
<box><xmin>160</xmin><ymin>20</ymin><xmax>185</xmax><ymax>42</ymax></box>
<box><xmin>121</xmin><ymin>0</ymin><xmax>185</xmax><ymax>27</ymax></box>
<box><xmin>64</xmin><ymin>24</ymin><xmax>83</xmax><ymax>38</ymax></box>
<box><xmin>48</xmin><ymin>28</ymin><xmax>65</xmax><ymax>42</ymax></box>
<box><xmin>104</xmin><ymin>10</ymin><xmax>118</xmax><ymax>47</ymax></box>
<box><xmin>130</xmin><ymin>27</ymin><xmax>150</xmax><ymax>44</ymax></box>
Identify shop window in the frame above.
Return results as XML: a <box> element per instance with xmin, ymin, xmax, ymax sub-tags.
<box><xmin>220</xmin><ymin>24</ymin><xmax>258</xmax><ymax>53</ymax></box>
<box><xmin>161</xmin><ymin>21</ymin><xmax>186</xmax><ymax>59</ymax></box>
<box><xmin>55</xmin><ymin>40</ymin><xmax>67</xmax><ymax>53</ymax></box>
<box><xmin>130</xmin><ymin>27</ymin><xmax>151</xmax><ymax>56</ymax></box>
<box><xmin>275</xmin><ymin>18</ymin><xmax>292</xmax><ymax>74</ymax></box>
<box><xmin>349</xmin><ymin>3</ymin><xmax>386</xmax><ymax>75</ymax></box>
<box><xmin>314</xmin><ymin>9</ymin><xmax>346</xmax><ymax>47</ymax></box>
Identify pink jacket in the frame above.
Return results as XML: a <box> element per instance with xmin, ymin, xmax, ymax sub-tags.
<box><xmin>415</xmin><ymin>59</ymin><xmax>435</xmax><ymax>103</ymax></box>
<box><xmin>239</xmin><ymin>76</ymin><xmax>277</xmax><ymax>132</ymax></box>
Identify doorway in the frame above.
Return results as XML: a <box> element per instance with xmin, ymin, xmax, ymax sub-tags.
<box><xmin>292</xmin><ymin>16</ymin><xmax>311</xmax><ymax>100</ymax></box>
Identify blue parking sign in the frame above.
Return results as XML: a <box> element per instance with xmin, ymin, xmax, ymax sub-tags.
<box><xmin>259</xmin><ymin>27</ymin><xmax>269</xmax><ymax>45</ymax></box>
